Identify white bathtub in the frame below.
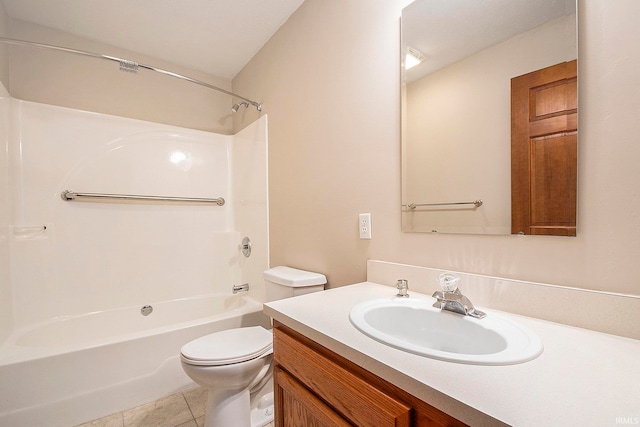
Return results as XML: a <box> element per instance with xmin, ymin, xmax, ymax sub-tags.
<box><xmin>0</xmin><ymin>293</ymin><xmax>270</xmax><ymax>427</ymax></box>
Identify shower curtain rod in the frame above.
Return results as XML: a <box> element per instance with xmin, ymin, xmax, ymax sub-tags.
<box><xmin>0</xmin><ymin>37</ymin><xmax>262</xmax><ymax>111</ymax></box>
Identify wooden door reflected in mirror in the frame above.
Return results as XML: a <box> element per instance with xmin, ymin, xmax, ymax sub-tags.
<box><xmin>511</xmin><ymin>60</ymin><xmax>577</xmax><ymax>236</ymax></box>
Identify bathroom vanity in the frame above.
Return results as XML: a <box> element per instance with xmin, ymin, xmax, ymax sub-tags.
<box><xmin>273</xmin><ymin>322</ymin><xmax>464</xmax><ymax>426</ymax></box>
<box><xmin>264</xmin><ymin>281</ymin><xmax>640</xmax><ymax>426</ymax></box>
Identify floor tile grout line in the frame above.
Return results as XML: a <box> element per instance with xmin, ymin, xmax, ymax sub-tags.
<box><xmin>180</xmin><ymin>391</ymin><xmax>198</xmax><ymax>426</ymax></box>
<box><xmin>182</xmin><ymin>390</ymin><xmax>198</xmax><ymax>422</ymax></box>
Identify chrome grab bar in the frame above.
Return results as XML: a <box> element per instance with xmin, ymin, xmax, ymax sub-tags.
<box><xmin>403</xmin><ymin>200</ymin><xmax>483</xmax><ymax>209</ymax></box>
<box><xmin>61</xmin><ymin>190</ymin><xmax>225</xmax><ymax>206</ymax></box>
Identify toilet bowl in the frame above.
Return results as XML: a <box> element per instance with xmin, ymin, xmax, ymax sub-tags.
<box><xmin>181</xmin><ymin>326</ymin><xmax>273</xmax><ymax>427</ymax></box>
<box><xmin>180</xmin><ymin>266</ymin><xmax>326</xmax><ymax>427</ymax></box>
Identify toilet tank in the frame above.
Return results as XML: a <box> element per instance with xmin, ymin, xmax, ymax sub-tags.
<box><xmin>264</xmin><ymin>266</ymin><xmax>326</xmax><ymax>302</ymax></box>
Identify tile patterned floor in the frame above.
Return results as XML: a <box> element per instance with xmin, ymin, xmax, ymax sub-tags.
<box><xmin>75</xmin><ymin>386</ymin><xmax>274</xmax><ymax>427</ymax></box>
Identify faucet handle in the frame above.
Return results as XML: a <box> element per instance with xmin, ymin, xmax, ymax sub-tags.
<box><xmin>438</xmin><ymin>272</ymin><xmax>461</xmax><ymax>292</ymax></box>
<box><xmin>396</xmin><ymin>279</ymin><xmax>409</xmax><ymax>298</ymax></box>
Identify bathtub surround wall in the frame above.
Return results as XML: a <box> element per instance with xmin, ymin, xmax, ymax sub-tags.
<box><xmin>1</xmin><ymin>97</ymin><xmax>268</xmax><ymax>332</ymax></box>
<box><xmin>0</xmin><ymin>93</ymin><xmax>269</xmax><ymax>425</ymax></box>
<box><xmin>232</xmin><ymin>0</ymin><xmax>640</xmax><ymax>297</ymax></box>
<box><xmin>233</xmin><ymin>116</ymin><xmax>270</xmax><ymax>303</ymax></box>
<box><xmin>10</xmin><ymin>100</ymin><xmax>218</xmax><ymax>326</ymax></box>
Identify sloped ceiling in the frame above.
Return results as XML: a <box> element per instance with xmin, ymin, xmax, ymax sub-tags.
<box><xmin>1</xmin><ymin>0</ymin><xmax>305</xmax><ymax>78</ymax></box>
<box><xmin>403</xmin><ymin>0</ymin><xmax>576</xmax><ymax>81</ymax></box>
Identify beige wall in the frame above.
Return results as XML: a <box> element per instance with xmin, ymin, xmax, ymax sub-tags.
<box><xmin>0</xmin><ymin>2</ymin><xmax>8</xmax><ymax>87</ymax></box>
<box><xmin>233</xmin><ymin>0</ymin><xmax>640</xmax><ymax>295</ymax></box>
<box><xmin>6</xmin><ymin>19</ymin><xmax>234</xmax><ymax>134</ymax></box>
<box><xmin>0</xmin><ymin>3</ymin><xmax>9</xmax><ymax>343</ymax></box>
<box><xmin>0</xmin><ymin>83</ymin><xmax>10</xmax><ymax>342</ymax></box>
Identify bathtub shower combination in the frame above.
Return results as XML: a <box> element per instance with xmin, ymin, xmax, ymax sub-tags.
<box><xmin>0</xmin><ymin>92</ymin><xmax>270</xmax><ymax>426</ymax></box>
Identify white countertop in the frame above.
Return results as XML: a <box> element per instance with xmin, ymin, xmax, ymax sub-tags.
<box><xmin>264</xmin><ymin>282</ymin><xmax>640</xmax><ymax>427</ymax></box>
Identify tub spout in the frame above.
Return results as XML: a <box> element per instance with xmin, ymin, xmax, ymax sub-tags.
<box><xmin>232</xmin><ymin>283</ymin><xmax>250</xmax><ymax>293</ymax></box>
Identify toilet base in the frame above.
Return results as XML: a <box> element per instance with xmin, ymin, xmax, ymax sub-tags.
<box><xmin>202</xmin><ymin>389</ymin><xmax>274</xmax><ymax>427</ymax></box>
<box><xmin>203</xmin><ymin>387</ymin><xmax>249</xmax><ymax>427</ymax></box>
<box><xmin>250</xmin><ymin>391</ymin><xmax>274</xmax><ymax>427</ymax></box>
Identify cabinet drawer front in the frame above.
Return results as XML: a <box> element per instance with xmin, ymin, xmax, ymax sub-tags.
<box><xmin>276</xmin><ymin>368</ymin><xmax>353</xmax><ymax>427</ymax></box>
<box><xmin>275</xmin><ymin>328</ymin><xmax>411</xmax><ymax>427</ymax></box>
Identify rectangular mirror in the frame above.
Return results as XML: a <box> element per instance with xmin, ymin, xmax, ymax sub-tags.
<box><xmin>401</xmin><ymin>0</ymin><xmax>577</xmax><ymax>235</ymax></box>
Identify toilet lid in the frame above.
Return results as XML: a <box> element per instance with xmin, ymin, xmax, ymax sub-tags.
<box><xmin>181</xmin><ymin>326</ymin><xmax>273</xmax><ymax>366</ymax></box>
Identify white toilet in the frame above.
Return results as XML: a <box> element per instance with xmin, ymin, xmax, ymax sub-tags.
<box><xmin>180</xmin><ymin>266</ymin><xmax>326</xmax><ymax>427</ymax></box>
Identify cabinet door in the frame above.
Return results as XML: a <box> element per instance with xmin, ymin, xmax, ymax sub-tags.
<box><xmin>274</xmin><ymin>327</ymin><xmax>411</xmax><ymax>427</ymax></box>
<box><xmin>275</xmin><ymin>367</ymin><xmax>352</xmax><ymax>427</ymax></box>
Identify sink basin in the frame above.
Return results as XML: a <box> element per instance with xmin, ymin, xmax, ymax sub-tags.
<box><xmin>349</xmin><ymin>297</ymin><xmax>543</xmax><ymax>365</ymax></box>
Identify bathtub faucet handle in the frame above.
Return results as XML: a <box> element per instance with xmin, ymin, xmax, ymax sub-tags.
<box><xmin>232</xmin><ymin>283</ymin><xmax>250</xmax><ymax>293</ymax></box>
<box><xmin>240</xmin><ymin>237</ymin><xmax>252</xmax><ymax>258</ymax></box>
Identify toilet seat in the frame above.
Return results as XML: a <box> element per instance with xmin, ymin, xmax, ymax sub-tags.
<box><xmin>181</xmin><ymin>326</ymin><xmax>273</xmax><ymax>366</ymax></box>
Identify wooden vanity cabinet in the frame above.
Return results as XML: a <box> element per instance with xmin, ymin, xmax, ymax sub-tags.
<box><xmin>273</xmin><ymin>321</ymin><xmax>467</xmax><ymax>427</ymax></box>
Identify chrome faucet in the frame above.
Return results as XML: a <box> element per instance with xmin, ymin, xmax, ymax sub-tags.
<box><xmin>232</xmin><ymin>283</ymin><xmax>250</xmax><ymax>294</ymax></box>
<box><xmin>432</xmin><ymin>272</ymin><xmax>486</xmax><ymax>319</ymax></box>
